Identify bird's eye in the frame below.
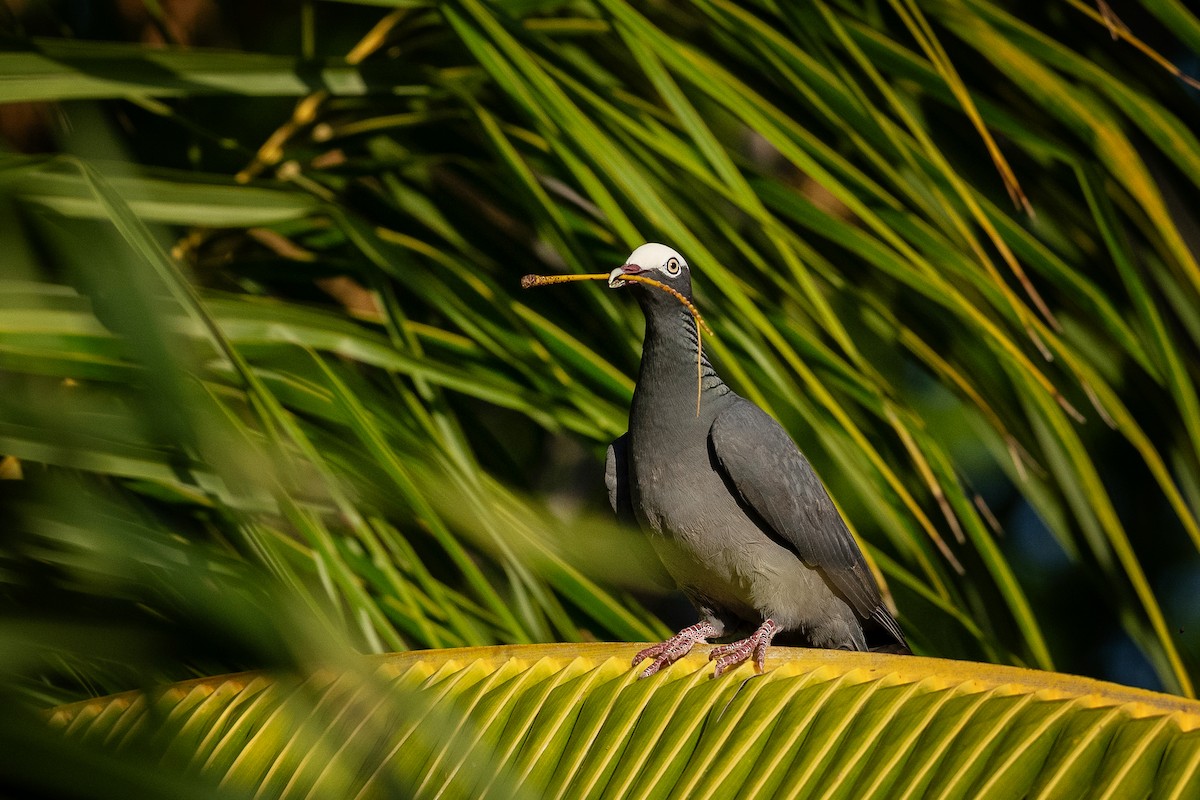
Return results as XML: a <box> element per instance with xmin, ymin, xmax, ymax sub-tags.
<box><xmin>665</xmin><ymin>257</ymin><xmax>681</xmax><ymax>276</ymax></box>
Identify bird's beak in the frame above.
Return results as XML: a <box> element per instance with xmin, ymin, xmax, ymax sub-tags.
<box><xmin>608</xmin><ymin>263</ymin><xmax>642</xmax><ymax>288</ymax></box>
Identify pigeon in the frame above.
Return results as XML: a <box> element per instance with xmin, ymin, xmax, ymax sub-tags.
<box><xmin>605</xmin><ymin>243</ymin><xmax>907</xmax><ymax>678</ymax></box>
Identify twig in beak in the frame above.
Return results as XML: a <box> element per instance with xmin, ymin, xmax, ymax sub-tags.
<box><xmin>521</xmin><ymin>271</ymin><xmax>714</xmax><ymax>416</ymax></box>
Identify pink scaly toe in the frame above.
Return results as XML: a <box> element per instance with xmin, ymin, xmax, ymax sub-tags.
<box><xmin>709</xmin><ymin>619</ymin><xmax>778</xmax><ymax>677</ymax></box>
<box><xmin>632</xmin><ymin>621</ymin><xmax>720</xmax><ymax>678</ymax></box>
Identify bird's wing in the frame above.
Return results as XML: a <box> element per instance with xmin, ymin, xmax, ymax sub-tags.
<box><xmin>606</xmin><ymin>433</ymin><xmax>637</xmax><ymax>525</ymax></box>
<box><xmin>709</xmin><ymin>400</ymin><xmax>888</xmax><ymax>625</ymax></box>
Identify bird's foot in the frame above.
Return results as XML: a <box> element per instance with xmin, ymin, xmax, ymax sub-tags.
<box><xmin>708</xmin><ymin>619</ymin><xmax>779</xmax><ymax>677</ymax></box>
<box><xmin>632</xmin><ymin>621</ymin><xmax>720</xmax><ymax>678</ymax></box>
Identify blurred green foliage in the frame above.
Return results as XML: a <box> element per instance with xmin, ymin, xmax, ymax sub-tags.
<box><xmin>3</xmin><ymin>3</ymin><xmax>1200</xmax><ymax>790</ymax></box>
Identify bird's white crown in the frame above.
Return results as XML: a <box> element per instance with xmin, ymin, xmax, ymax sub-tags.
<box><xmin>626</xmin><ymin>243</ymin><xmax>688</xmax><ymax>273</ymax></box>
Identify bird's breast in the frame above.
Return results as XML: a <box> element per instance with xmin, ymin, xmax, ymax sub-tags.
<box><xmin>627</xmin><ymin>406</ymin><xmax>751</xmax><ymax>552</ymax></box>
<box><xmin>625</xmin><ymin>402</ymin><xmax>715</xmax><ymax>530</ymax></box>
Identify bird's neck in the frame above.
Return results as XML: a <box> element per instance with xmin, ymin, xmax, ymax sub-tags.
<box><xmin>632</xmin><ymin>305</ymin><xmax>730</xmax><ymax>420</ymax></box>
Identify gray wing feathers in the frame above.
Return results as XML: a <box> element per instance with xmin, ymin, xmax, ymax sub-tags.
<box><xmin>871</xmin><ymin>605</ymin><xmax>907</xmax><ymax>647</ymax></box>
<box><xmin>606</xmin><ymin>433</ymin><xmax>636</xmax><ymax>525</ymax></box>
<box><xmin>708</xmin><ymin>400</ymin><xmax>883</xmax><ymax>622</ymax></box>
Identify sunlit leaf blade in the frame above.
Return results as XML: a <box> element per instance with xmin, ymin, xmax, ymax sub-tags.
<box><xmin>49</xmin><ymin>645</ymin><xmax>1200</xmax><ymax>799</ymax></box>
<box><xmin>0</xmin><ymin>40</ymin><xmax>419</xmax><ymax>102</ymax></box>
<box><xmin>1</xmin><ymin>158</ymin><xmax>319</xmax><ymax>226</ymax></box>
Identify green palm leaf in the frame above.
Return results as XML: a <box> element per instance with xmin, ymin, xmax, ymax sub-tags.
<box><xmin>49</xmin><ymin>645</ymin><xmax>1200</xmax><ymax>799</ymax></box>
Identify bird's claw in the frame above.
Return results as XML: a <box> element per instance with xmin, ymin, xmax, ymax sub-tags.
<box><xmin>708</xmin><ymin>619</ymin><xmax>778</xmax><ymax>677</ymax></box>
<box><xmin>632</xmin><ymin>621</ymin><xmax>719</xmax><ymax>678</ymax></box>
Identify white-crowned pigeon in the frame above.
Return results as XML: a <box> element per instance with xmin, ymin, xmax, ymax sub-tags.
<box><xmin>606</xmin><ymin>243</ymin><xmax>908</xmax><ymax>678</ymax></box>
